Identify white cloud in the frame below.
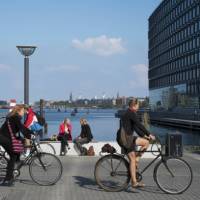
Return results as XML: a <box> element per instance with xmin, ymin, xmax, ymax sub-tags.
<box><xmin>46</xmin><ymin>65</ymin><xmax>80</xmax><ymax>72</ymax></box>
<box><xmin>129</xmin><ymin>64</ymin><xmax>148</xmax><ymax>90</ymax></box>
<box><xmin>0</xmin><ymin>64</ymin><xmax>11</xmax><ymax>71</ymax></box>
<box><xmin>72</xmin><ymin>35</ymin><xmax>126</xmax><ymax>56</ymax></box>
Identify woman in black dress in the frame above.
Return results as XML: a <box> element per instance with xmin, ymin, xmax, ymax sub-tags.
<box><xmin>0</xmin><ymin>105</ymin><xmax>33</xmax><ymax>186</ymax></box>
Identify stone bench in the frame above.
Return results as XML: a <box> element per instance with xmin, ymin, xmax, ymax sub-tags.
<box><xmin>40</xmin><ymin>141</ymin><xmax>160</xmax><ymax>158</ymax></box>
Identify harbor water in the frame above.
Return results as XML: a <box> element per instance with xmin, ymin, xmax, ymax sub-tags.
<box><xmin>0</xmin><ymin>108</ymin><xmax>200</xmax><ymax>146</ymax></box>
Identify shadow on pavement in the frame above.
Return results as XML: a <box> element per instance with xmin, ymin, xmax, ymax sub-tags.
<box><xmin>127</xmin><ymin>185</ymin><xmax>164</xmax><ymax>195</ymax></box>
<box><xmin>73</xmin><ymin>176</ymin><xmax>103</xmax><ymax>191</ymax></box>
<box><xmin>16</xmin><ymin>178</ymin><xmax>38</xmax><ymax>186</ymax></box>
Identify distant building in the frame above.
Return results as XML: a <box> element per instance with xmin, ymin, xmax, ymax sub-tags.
<box><xmin>9</xmin><ymin>99</ymin><xmax>16</xmax><ymax>112</ymax></box>
<box><xmin>69</xmin><ymin>92</ymin><xmax>73</xmax><ymax>102</ymax></box>
<box><xmin>149</xmin><ymin>0</ymin><xmax>200</xmax><ymax>112</ymax></box>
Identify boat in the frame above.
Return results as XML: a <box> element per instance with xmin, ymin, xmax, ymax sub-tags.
<box><xmin>71</xmin><ymin>111</ymin><xmax>76</xmax><ymax>116</ymax></box>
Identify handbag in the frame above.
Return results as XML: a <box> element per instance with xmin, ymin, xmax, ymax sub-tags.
<box><xmin>7</xmin><ymin>120</ymin><xmax>24</xmax><ymax>154</ymax></box>
<box><xmin>117</xmin><ymin>127</ymin><xmax>133</xmax><ymax>149</ymax></box>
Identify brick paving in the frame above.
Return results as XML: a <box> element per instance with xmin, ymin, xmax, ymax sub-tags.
<box><xmin>0</xmin><ymin>154</ymin><xmax>199</xmax><ymax>200</ymax></box>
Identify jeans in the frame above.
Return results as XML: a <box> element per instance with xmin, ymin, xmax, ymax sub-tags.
<box><xmin>58</xmin><ymin>134</ymin><xmax>69</xmax><ymax>154</ymax></box>
<box><xmin>74</xmin><ymin>137</ymin><xmax>89</xmax><ymax>154</ymax></box>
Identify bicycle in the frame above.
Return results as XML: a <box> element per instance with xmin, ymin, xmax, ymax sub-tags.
<box><xmin>0</xmin><ymin>138</ymin><xmax>63</xmax><ymax>186</ymax></box>
<box><xmin>94</xmin><ymin>136</ymin><xmax>193</xmax><ymax>194</ymax></box>
<box><xmin>21</xmin><ymin>140</ymin><xmax>56</xmax><ymax>159</ymax></box>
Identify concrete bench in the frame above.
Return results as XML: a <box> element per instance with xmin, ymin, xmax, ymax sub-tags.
<box><xmin>40</xmin><ymin>141</ymin><xmax>160</xmax><ymax>158</ymax></box>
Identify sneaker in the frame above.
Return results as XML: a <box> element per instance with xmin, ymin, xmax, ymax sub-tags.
<box><xmin>1</xmin><ymin>179</ymin><xmax>15</xmax><ymax>187</ymax></box>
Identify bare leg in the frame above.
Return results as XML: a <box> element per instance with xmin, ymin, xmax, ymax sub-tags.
<box><xmin>135</xmin><ymin>138</ymin><xmax>150</xmax><ymax>171</ymax></box>
<box><xmin>127</xmin><ymin>152</ymin><xmax>137</xmax><ymax>184</ymax></box>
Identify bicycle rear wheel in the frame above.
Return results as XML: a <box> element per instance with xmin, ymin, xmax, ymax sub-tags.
<box><xmin>38</xmin><ymin>143</ymin><xmax>56</xmax><ymax>155</ymax></box>
<box><xmin>0</xmin><ymin>155</ymin><xmax>7</xmax><ymax>182</ymax></box>
<box><xmin>94</xmin><ymin>154</ymin><xmax>130</xmax><ymax>192</ymax></box>
<box><xmin>29</xmin><ymin>153</ymin><xmax>63</xmax><ymax>186</ymax></box>
<box><xmin>154</xmin><ymin>157</ymin><xmax>193</xmax><ymax>194</ymax></box>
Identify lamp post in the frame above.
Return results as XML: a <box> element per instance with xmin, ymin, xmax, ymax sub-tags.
<box><xmin>16</xmin><ymin>46</ymin><xmax>37</xmax><ymax>105</ymax></box>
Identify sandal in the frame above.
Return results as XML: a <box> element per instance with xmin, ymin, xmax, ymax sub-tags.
<box><xmin>131</xmin><ymin>181</ymin><xmax>145</xmax><ymax>188</ymax></box>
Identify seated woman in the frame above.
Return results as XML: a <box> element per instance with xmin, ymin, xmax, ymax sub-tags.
<box><xmin>58</xmin><ymin>118</ymin><xmax>71</xmax><ymax>156</ymax></box>
<box><xmin>74</xmin><ymin>118</ymin><xmax>93</xmax><ymax>156</ymax></box>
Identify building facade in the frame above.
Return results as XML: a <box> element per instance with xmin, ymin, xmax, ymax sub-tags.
<box><xmin>148</xmin><ymin>0</ymin><xmax>200</xmax><ymax>112</ymax></box>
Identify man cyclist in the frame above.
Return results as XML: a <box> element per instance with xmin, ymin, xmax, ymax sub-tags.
<box><xmin>117</xmin><ymin>98</ymin><xmax>155</xmax><ymax>188</ymax></box>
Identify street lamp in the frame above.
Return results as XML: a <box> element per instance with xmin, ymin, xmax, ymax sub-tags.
<box><xmin>16</xmin><ymin>46</ymin><xmax>37</xmax><ymax>105</ymax></box>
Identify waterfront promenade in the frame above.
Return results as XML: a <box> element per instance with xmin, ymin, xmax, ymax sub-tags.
<box><xmin>0</xmin><ymin>154</ymin><xmax>199</xmax><ymax>200</ymax></box>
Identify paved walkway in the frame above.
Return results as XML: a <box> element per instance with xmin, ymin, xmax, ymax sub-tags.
<box><xmin>0</xmin><ymin>155</ymin><xmax>200</xmax><ymax>200</ymax></box>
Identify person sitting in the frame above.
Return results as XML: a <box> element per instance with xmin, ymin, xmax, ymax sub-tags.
<box><xmin>74</xmin><ymin>118</ymin><xmax>93</xmax><ymax>156</ymax></box>
<box><xmin>66</xmin><ymin>118</ymin><xmax>72</xmax><ymax>141</ymax></box>
<box><xmin>24</xmin><ymin>107</ymin><xmax>43</xmax><ymax>141</ymax></box>
<box><xmin>57</xmin><ymin>118</ymin><xmax>71</xmax><ymax>156</ymax></box>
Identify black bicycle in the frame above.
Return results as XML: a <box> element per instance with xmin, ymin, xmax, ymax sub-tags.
<box><xmin>0</xmin><ymin>138</ymin><xmax>63</xmax><ymax>186</ymax></box>
<box><xmin>94</xmin><ymin>136</ymin><xmax>193</xmax><ymax>194</ymax></box>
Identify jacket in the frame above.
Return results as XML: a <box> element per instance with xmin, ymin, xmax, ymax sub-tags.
<box><xmin>0</xmin><ymin>114</ymin><xmax>32</xmax><ymax>141</ymax></box>
<box><xmin>80</xmin><ymin>124</ymin><xmax>93</xmax><ymax>141</ymax></box>
<box><xmin>59</xmin><ymin>123</ymin><xmax>72</xmax><ymax>140</ymax></box>
<box><xmin>120</xmin><ymin>108</ymin><xmax>150</xmax><ymax>137</ymax></box>
<box><xmin>24</xmin><ymin>108</ymin><xmax>36</xmax><ymax>128</ymax></box>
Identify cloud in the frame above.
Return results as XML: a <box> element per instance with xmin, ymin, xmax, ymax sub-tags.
<box><xmin>46</xmin><ymin>65</ymin><xmax>80</xmax><ymax>72</ymax></box>
<box><xmin>129</xmin><ymin>64</ymin><xmax>148</xmax><ymax>91</ymax></box>
<box><xmin>0</xmin><ymin>64</ymin><xmax>11</xmax><ymax>71</ymax></box>
<box><xmin>72</xmin><ymin>35</ymin><xmax>126</xmax><ymax>56</ymax></box>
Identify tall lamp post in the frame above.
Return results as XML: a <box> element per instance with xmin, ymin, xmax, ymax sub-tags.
<box><xmin>16</xmin><ymin>46</ymin><xmax>37</xmax><ymax>105</ymax></box>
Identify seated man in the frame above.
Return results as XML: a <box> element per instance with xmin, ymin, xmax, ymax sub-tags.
<box><xmin>74</xmin><ymin>118</ymin><xmax>93</xmax><ymax>155</ymax></box>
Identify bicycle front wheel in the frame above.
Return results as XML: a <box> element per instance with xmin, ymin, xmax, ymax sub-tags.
<box><xmin>94</xmin><ymin>154</ymin><xmax>130</xmax><ymax>192</ymax></box>
<box><xmin>29</xmin><ymin>153</ymin><xmax>63</xmax><ymax>186</ymax></box>
<box><xmin>154</xmin><ymin>157</ymin><xmax>193</xmax><ymax>194</ymax></box>
<box><xmin>38</xmin><ymin>143</ymin><xmax>56</xmax><ymax>155</ymax></box>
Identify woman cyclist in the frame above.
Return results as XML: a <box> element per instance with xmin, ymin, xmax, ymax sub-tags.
<box><xmin>0</xmin><ymin>105</ymin><xmax>33</xmax><ymax>186</ymax></box>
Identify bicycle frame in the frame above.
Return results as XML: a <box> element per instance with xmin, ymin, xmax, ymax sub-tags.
<box><xmin>115</xmin><ymin>137</ymin><xmax>167</xmax><ymax>176</ymax></box>
<box><xmin>15</xmin><ymin>140</ymin><xmax>44</xmax><ymax>171</ymax></box>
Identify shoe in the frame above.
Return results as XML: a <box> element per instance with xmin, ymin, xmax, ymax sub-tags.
<box><xmin>131</xmin><ymin>181</ymin><xmax>145</xmax><ymax>188</ymax></box>
<box><xmin>1</xmin><ymin>180</ymin><xmax>15</xmax><ymax>187</ymax></box>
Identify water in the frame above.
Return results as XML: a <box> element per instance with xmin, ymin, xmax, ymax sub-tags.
<box><xmin>1</xmin><ymin>109</ymin><xmax>200</xmax><ymax>145</ymax></box>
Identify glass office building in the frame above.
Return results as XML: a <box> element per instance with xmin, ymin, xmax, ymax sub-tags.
<box><xmin>148</xmin><ymin>0</ymin><xmax>200</xmax><ymax>112</ymax></box>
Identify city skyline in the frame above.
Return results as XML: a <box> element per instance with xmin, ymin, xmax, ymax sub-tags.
<box><xmin>0</xmin><ymin>0</ymin><xmax>160</xmax><ymax>102</ymax></box>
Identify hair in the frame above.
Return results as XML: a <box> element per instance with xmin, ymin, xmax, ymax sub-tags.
<box><xmin>128</xmin><ymin>98</ymin><xmax>139</xmax><ymax>107</ymax></box>
<box><xmin>63</xmin><ymin>118</ymin><xmax>67</xmax><ymax>124</ymax></box>
<box><xmin>80</xmin><ymin>118</ymin><xmax>87</xmax><ymax>125</ymax></box>
<box><xmin>8</xmin><ymin>104</ymin><xmax>26</xmax><ymax>117</ymax></box>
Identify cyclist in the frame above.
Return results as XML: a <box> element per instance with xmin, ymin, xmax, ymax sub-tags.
<box><xmin>117</xmin><ymin>98</ymin><xmax>155</xmax><ymax>188</ymax></box>
<box><xmin>0</xmin><ymin>105</ymin><xmax>33</xmax><ymax>186</ymax></box>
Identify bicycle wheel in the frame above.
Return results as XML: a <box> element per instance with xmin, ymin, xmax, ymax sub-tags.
<box><xmin>0</xmin><ymin>155</ymin><xmax>7</xmax><ymax>182</ymax></box>
<box><xmin>29</xmin><ymin>153</ymin><xmax>63</xmax><ymax>186</ymax></box>
<box><xmin>38</xmin><ymin>143</ymin><xmax>56</xmax><ymax>155</ymax></box>
<box><xmin>94</xmin><ymin>154</ymin><xmax>130</xmax><ymax>192</ymax></box>
<box><xmin>154</xmin><ymin>157</ymin><xmax>193</xmax><ymax>194</ymax></box>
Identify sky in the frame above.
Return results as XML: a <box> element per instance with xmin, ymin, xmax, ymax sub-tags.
<box><xmin>0</xmin><ymin>0</ymin><xmax>161</xmax><ymax>103</ymax></box>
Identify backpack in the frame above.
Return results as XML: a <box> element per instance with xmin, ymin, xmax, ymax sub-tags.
<box><xmin>101</xmin><ymin>143</ymin><xmax>116</xmax><ymax>154</ymax></box>
<box><xmin>35</xmin><ymin>112</ymin><xmax>46</xmax><ymax>126</ymax></box>
<box><xmin>81</xmin><ymin>147</ymin><xmax>88</xmax><ymax>156</ymax></box>
<box><xmin>116</xmin><ymin>127</ymin><xmax>133</xmax><ymax>149</ymax></box>
<box><xmin>87</xmin><ymin>146</ymin><xmax>95</xmax><ymax>156</ymax></box>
